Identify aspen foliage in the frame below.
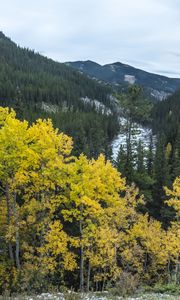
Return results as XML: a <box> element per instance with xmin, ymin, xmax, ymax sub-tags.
<box><xmin>165</xmin><ymin>177</ymin><xmax>180</xmax><ymax>284</ymax></box>
<box><xmin>0</xmin><ymin>107</ymin><xmax>179</xmax><ymax>293</ymax></box>
<box><xmin>165</xmin><ymin>177</ymin><xmax>180</xmax><ymax>218</ymax></box>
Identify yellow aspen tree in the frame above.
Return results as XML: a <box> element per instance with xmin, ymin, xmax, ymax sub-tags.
<box><xmin>88</xmin><ymin>222</ymin><xmax>119</xmax><ymax>290</ymax></box>
<box><xmin>165</xmin><ymin>177</ymin><xmax>180</xmax><ymax>284</ymax></box>
<box><xmin>19</xmin><ymin>118</ymin><xmax>73</xmax><ymax>278</ymax></box>
<box><xmin>39</xmin><ymin>220</ymin><xmax>77</xmax><ymax>278</ymax></box>
<box><xmin>61</xmin><ymin>154</ymin><xmax>125</xmax><ymax>291</ymax></box>
<box><xmin>0</xmin><ymin>107</ymin><xmax>30</xmax><ymax>269</ymax></box>
<box><xmin>165</xmin><ymin>177</ymin><xmax>180</xmax><ymax>218</ymax></box>
<box><xmin>163</xmin><ymin>223</ymin><xmax>180</xmax><ymax>283</ymax></box>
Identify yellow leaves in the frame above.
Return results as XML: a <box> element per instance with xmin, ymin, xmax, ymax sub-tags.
<box><xmin>26</xmin><ymin>214</ymin><xmax>36</xmax><ymax>224</ymax></box>
<box><xmin>164</xmin><ymin>222</ymin><xmax>180</xmax><ymax>261</ymax></box>
<box><xmin>23</xmin><ymin>198</ymin><xmax>42</xmax><ymax>216</ymax></box>
<box><xmin>28</xmin><ymin>118</ymin><xmax>73</xmax><ymax>161</ymax></box>
<box><xmin>0</xmin><ymin>199</ymin><xmax>7</xmax><ymax>234</ymax></box>
<box><xmin>39</xmin><ymin>256</ymin><xmax>57</xmax><ymax>273</ymax></box>
<box><xmin>165</xmin><ymin>142</ymin><xmax>172</xmax><ymax>160</ymax></box>
<box><xmin>42</xmin><ymin>220</ymin><xmax>77</xmax><ymax>271</ymax></box>
<box><xmin>126</xmin><ymin>213</ymin><xmax>178</xmax><ymax>271</ymax></box>
<box><xmin>63</xmin><ymin>252</ymin><xmax>77</xmax><ymax>271</ymax></box>
<box><xmin>0</xmin><ymin>114</ymin><xmax>29</xmax><ymax>183</ymax></box>
<box><xmin>126</xmin><ymin>184</ymin><xmax>144</xmax><ymax>205</ymax></box>
<box><xmin>129</xmin><ymin>215</ymin><xmax>166</xmax><ymax>261</ymax></box>
<box><xmin>0</xmin><ymin>109</ymin><xmax>73</xmax><ymax>195</ymax></box>
<box><xmin>0</xmin><ymin>262</ymin><xmax>17</xmax><ymax>291</ymax></box>
<box><xmin>69</xmin><ymin>236</ymin><xmax>79</xmax><ymax>248</ymax></box>
<box><xmin>165</xmin><ymin>177</ymin><xmax>180</xmax><ymax>217</ymax></box>
<box><xmin>1</xmin><ymin>106</ymin><xmax>180</xmax><ymax>288</ymax></box>
<box><xmin>64</xmin><ymin>153</ymin><xmax>126</xmax><ymax>224</ymax></box>
<box><xmin>88</xmin><ymin>223</ymin><xmax>119</xmax><ymax>280</ymax></box>
<box><xmin>62</xmin><ymin>208</ymin><xmax>80</xmax><ymax>222</ymax></box>
<box><xmin>90</xmin><ymin>154</ymin><xmax>126</xmax><ymax>200</ymax></box>
<box><xmin>45</xmin><ymin>220</ymin><xmax>66</xmax><ymax>254</ymax></box>
<box><xmin>121</xmin><ymin>241</ymin><xmax>144</xmax><ymax>272</ymax></box>
<box><xmin>5</xmin><ymin>224</ymin><xmax>16</xmax><ymax>242</ymax></box>
<box><xmin>0</xmin><ymin>107</ymin><xmax>16</xmax><ymax>126</ymax></box>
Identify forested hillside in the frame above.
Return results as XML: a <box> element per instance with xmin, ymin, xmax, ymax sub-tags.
<box><xmin>0</xmin><ymin>32</ymin><xmax>119</xmax><ymax>158</ymax></box>
<box><xmin>152</xmin><ymin>89</ymin><xmax>180</xmax><ymax>141</ymax></box>
<box><xmin>114</xmin><ymin>86</ymin><xmax>180</xmax><ymax>225</ymax></box>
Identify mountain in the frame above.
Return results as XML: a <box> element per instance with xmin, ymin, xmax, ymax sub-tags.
<box><xmin>0</xmin><ymin>32</ymin><xmax>119</xmax><ymax>158</ymax></box>
<box><xmin>66</xmin><ymin>60</ymin><xmax>180</xmax><ymax>100</ymax></box>
<box><xmin>0</xmin><ymin>32</ymin><xmax>113</xmax><ymax>110</ymax></box>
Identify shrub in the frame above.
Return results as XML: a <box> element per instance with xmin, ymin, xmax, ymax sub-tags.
<box><xmin>109</xmin><ymin>272</ymin><xmax>140</xmax><ymax>297</ymax></box>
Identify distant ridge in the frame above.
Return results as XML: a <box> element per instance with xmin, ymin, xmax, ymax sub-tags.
<box><xmin>66</xmin><ymin>60</ymin><xmax>180</xmax><ymax>100</ymax></box>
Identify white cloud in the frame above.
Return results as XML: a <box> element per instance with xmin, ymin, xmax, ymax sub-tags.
<box><xmin>1</xmin><ymin>0</ymin><xmax>180</xmax><ymax>77</ymax></box>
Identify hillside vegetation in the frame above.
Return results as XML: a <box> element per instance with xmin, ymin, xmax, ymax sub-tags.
<box><xmin>0</xmin><ymin>32</ymin><xmax>118</xmax><ymax>158</ymax></box>
<box><xmin>0</xmin><ymin>33</ymin><xmax>180</xmax><ymax>297</ymax></box>
<box><xmin>0</xmin><ymin>107</ymin><xmax>179</xmax><ymax>295</ymax></box>
<box><xmin>67</xmin><ymin>60</ymin><xmax>180</xmax><ymax>100</ymax></box>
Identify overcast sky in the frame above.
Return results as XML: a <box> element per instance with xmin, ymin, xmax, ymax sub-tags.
<box><xmin>1</xmin><ymin>0</ymin><xmax>180</xmax><ymax>77</ymax></box>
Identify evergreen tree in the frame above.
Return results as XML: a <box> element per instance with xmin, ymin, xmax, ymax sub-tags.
<box><xmin>147</xmin><ymin>134</ymin><xmax>154</xmax><ymax>177</ymax></box>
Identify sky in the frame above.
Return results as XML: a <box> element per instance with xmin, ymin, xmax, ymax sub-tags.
<box><xmin>1</xmin><ymin>0</ymin><xmax>180</xmax><ymax>77</ymax></box>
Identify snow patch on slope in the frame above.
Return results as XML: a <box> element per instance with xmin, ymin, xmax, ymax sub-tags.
<box><xmin>150</xmin><ymin>89</ymin><xmax>170</xmax><ymax>101</ymax></box>
<box><xmin>41</xmin><ymin>102</ymin><xmax>59</xmax><ymax>114</ymax></box>
<box><xmin>124</xmin><ymin>75</ymin><xmax>136</xmax><ymax>85</ymax></box>
<box><xmin>81</xmin><ymin>97</ymin><xmax>112</xmax><ymax>115</ymax></box>
<box><xmin>109</xmin><ymin>64</ymin><xmax>116</xmax><ymax>73</ymax></box>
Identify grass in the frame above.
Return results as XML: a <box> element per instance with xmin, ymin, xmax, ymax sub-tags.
<box><xmin>0</xmin><ymin>289</ymin><xmax>180</xmax><ymax>300</ymax></box>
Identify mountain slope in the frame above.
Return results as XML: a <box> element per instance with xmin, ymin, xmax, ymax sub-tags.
<box><xmin>0</xmin><ymin>32</ymin><xmax>119</xmax><ymax>158</ymax></box>
<box><xmin>66</xmin><ymin>60</ymin><xmax>180</xmax><ymax>100</ymax></box>
<box><xmin>0</xmin><ymin>32</ymin><xmax>113</xmax><ymax>109</ymax></box>
<box><xmin>152</xmin><ymin>89</ymin><xmax>180</xmax><ymax>140</ymax></box>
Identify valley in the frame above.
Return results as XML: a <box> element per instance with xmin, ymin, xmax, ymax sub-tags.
<box><xmin>0</xmin><ymin>32</ymin><xmax>179</xmax><ymax>298</ymax></box>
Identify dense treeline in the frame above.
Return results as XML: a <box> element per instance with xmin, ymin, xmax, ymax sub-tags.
<box><xmin>0</xmin><ymin>32</ymin><xmax>118</xmax><ymax>158</ymax></box>
<box><xmin>21</xmin><ymin>108</ymin><xmax>119</xmax><ymax>159</ymax></box>
<box><xmin>151</xmin><ymin>91</ymin><xmax>180</xmax><ymax>222</ymax></box>
<box><xmin>0</xmin><ymin>32</ymin><xmax>111</xmax><ymax>107</ymax></box>
<box><xmin>0</xmin><ymin>107</ymin><xmax>179</xmax><ymax>295</ymax></box>
<box><xmin>115</xmin><ymin>87</ymin><xmax>180</xmax><ymax>225</ymax></box>
<box><xmin>152</xmin><ymin>89</ymin><xmax>180</xmax><ymax>140</ymax></box>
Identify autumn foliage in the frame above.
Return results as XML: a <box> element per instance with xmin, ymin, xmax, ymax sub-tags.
<box><xmin>0</xmin><ymin>107</ymin><xmax>179</xmax><ymax>293</ymax></box>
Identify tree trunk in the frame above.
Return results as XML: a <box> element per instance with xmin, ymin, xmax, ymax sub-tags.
<box><xmin>174</xmin><ymin>256</ymin><xmax>179</xmax><ymax>285</ymax></box>
<box><xmin>5</xmin><ymin>183</ymin><xmax>14</xmax><ymax>264</ymax></box>
<box><xmin>79</xmin><ymin>204</ymin><xmax>84</xmax><ymax>292</ymax></box>
<box><xmin>95</xmin><ymin>281</ymin><xmax>98</xmax><ymax>292</ymax></box>
<box><xmin>144</xmin><ymin>252</ymin><xmax>148</xmax><ymax>272</ymax></box>
<box><xmin>126</xmin><ymin>118</ymin><xmax>132</xmax><ymax>159</ymax></box>
<box><xmin>87</xmin><ymin>259</ymin><xmax>91</xmax><ymax>292</ymax></box>
<box><xmin>167</xmin><ymin>258</ymin><xmax>171</xmax><ymax>283</ymax></box>
<box><xmin>13</xmin><ymin>192</ymin><xmax>20</xmax><ymax>269</ymax></box>
<box><xmin>102</xmin><ymin>276</ymin><xmax>106</xmax><ymax>292</ymax></box>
